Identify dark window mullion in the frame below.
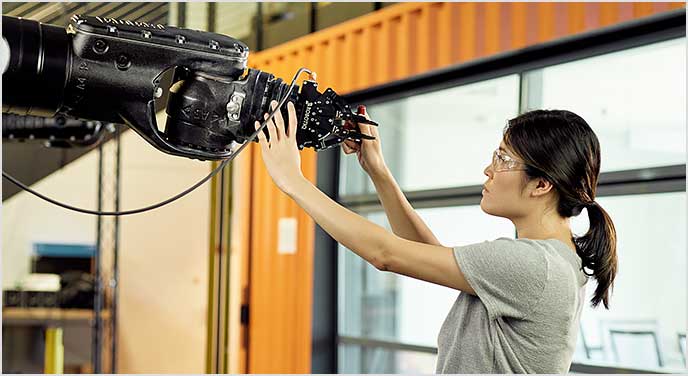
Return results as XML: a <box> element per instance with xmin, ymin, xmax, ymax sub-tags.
<box><xmin>338</xmin><ymin>164</ymin><xmax>687</xmax><ymax>213</ymax></box>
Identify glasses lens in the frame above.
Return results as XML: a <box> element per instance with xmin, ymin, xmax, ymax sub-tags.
<box><xmin>495</xmin><ymin>150</ymin><xmax>505</xmax><ymax>170</ymax></box>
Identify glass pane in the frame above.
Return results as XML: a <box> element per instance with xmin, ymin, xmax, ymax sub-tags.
<box><xmin>261</xmin><ymin>2</ymin><xmax>311</xmax><ymax>49</ymax></box>
<box><xmin>216</xmin><ymin>2</ymin><xmax>259</xmax><ymax>51</ymax></box>
<box><xmin>339</xmin><ymin>75</ymin><xmax>520</xmax><ymax>196</ymax></box>
<box><xmin>536</xmin><ymin>38</ymin><xmax>686</xmax><ymax>172</ymax></box>
<box><xmin>571</xmin><ymin>192</ymin><xmax>687</xmax><ymax>372</ymax></box>
<box><xmin>338</xmin><ymin>344</ymin><xmax>437</xmax><ymax>373</ymax></box>
<box><xmin>315</xmin><ymin>2</ymin><xmax>375</xmax><ymax>31</ymax></box>
<box><xmin>338</xmin><ymin>206</ymin><xmax>514</xmax><ymax>346</ymax></box>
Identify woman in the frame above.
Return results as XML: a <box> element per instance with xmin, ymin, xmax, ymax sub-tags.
<box><xmin>254</xmin><ymin>101</ymin><xmax>617</xmax><ymax>373</ymax></box>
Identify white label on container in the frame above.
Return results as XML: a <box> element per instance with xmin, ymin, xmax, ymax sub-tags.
<box><xmin>277</xmin><ymin>217</ymin><xmax>298</xmax><ymax>254</ymax></box>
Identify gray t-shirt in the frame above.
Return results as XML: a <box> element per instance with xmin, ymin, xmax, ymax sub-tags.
<box><xmin>436</xmin><ymin>237</ymin><xmax>588</xmax><ymax>373</ymax></box>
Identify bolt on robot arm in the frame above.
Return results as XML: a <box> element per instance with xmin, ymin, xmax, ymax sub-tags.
<box><xmin>2</xmin><ymin>14</ymin><xmax>377</xmax><ymax>160</ymax></box>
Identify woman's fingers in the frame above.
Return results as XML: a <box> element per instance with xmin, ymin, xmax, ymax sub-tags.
<box><xmin>287</xmin><ymin>101</ymin><xmax>298</xmax><ymax>140</ymax></box>
<box><xmin>342</xmin><ymin>140</ymin><xmax>359</xmax><ymax>154</ymax></box>
<box><xmin>358</xmin><ymin>106</ymin><xmax>379</xmax><ymax>138</ymax></box>
<box><xmin>254</xmin><ymin>121</ymin><xmax>268</xmax><ymax>151</ymax></box>
<box><xmin>358</xmin><ymin>123</ymin><xmax>373</xmax><ymax>137</ymax></box>
<box><xmin>264</xmin><ymin>111</ymin><xmax>279</xmax><ymax>144</ymax></box>
<box><xmin>270</xmin><ymin>100</ymin><xmax>286</xmax><ymax>140</ymax></box>
<box><xmin>342</xmin><ymin>141</ymin><xmax>358</xmax><ymax>154</ymax></box>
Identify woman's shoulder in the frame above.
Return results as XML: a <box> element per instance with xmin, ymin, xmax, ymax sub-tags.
<box><xmin>477</xmin><ymin>237</ymin><xmax>586</xmax><ymax>278</ymax></box>
<box><xmin>477</xmin><ymin>237</ymin><xmax>560</xmax><ymax>255</ymax></box>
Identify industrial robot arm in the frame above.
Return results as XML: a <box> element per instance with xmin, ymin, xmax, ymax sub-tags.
<box><xmin>2</xmin><ymin>14</ymin><xmax>377</xmax><ymax>160</ymax></box>
<box><xmin>2</xmin><ymin>113</ymin><xmax>113</xmax><ymax>148</ymax></box>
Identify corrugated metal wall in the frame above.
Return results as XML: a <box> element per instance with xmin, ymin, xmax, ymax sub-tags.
<box><xmin>1</xmin><ymin>2</ymin><xmax>168</xmax><ymax>26</ymax></box>
<box><xmin>238</xmin><ymin>2</ymin><xmax>685</xmax><ymax>372</ymax></box>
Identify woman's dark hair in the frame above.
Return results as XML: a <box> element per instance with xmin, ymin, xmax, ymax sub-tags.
<box><xmin>503</xmin><ymin>109</ymin><xmax>617</xmax><ymax>309</ymax></box>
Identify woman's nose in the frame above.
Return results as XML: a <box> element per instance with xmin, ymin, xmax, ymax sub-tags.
<box><xmin>484</xmin><ymin>164</ymin><xmax>492</xmax><ymax>177</ymax></box>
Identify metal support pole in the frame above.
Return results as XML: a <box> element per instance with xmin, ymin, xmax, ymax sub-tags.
<box><xmin>93</xmin><ymin>143</ymin><xmax>103</xmax><ymax>373</ymax></box>
<box><xmin>111</xmin><ymin>125</ymin><xmax>122</xmax><ymax>373</ymax></box>
<box><xmin>216</xmin><ymin>167</ymin><xmax>225</xmax><ymax>373</ymax></box>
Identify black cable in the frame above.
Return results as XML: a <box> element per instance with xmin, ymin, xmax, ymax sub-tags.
<box><xmin>2</xmin><ymin>67</ymin><xmax>312</xmax><ymax>216</ymax></box>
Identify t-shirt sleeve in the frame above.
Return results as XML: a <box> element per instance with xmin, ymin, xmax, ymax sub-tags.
<box><xmin>453</xmin><ymin>237</ymin><xmax>548</xmax><ymax>320</ymax></box>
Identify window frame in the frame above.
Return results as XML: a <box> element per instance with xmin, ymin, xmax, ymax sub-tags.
<box><xmin>312</xmin><ymin>8</ymin><xmax>686</xmax><ymax>374</ymax></box>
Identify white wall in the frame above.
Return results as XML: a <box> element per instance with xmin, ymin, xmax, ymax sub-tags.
<box><xmin>2</xmin><ymin>110</ymin><xmax>213</xmax><ymax>373</ymax></box>
<box><xmin>116</xmin><ymin>113</ymin><xmax>211</xmax><ymax>373</ymax></box>
<box><xmin>2</xmin><ymin>147</ymin><xmax>99</xmax><ymax>289</ymax></box>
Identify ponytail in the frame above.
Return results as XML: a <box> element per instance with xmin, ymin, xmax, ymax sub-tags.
<box><xmin>574</xmin><ymin>201</ymin><xmax>618</xmax><ymax>309</ymax></box>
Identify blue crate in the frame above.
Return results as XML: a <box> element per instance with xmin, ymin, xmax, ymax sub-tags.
<box><xmin>33</xmin><ymin>243</ymin><xmax>95</xmax><ymax>258</ymax></box>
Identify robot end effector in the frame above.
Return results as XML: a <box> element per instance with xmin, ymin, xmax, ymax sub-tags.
<box><xmin>1</xmin><ymin>15</ymin><xmax>377</xmax><ymax>160</ymax></box>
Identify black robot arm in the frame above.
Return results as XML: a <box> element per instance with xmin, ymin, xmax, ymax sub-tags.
<box><xmin>2</xmin><ymin>113</ymin><xmax>112</xmax><ymax>148</ymax></box>
<box><xmin>2</xmin><ymin>14</ymin><xmax>377</xmax><ymax>160</ymax></box>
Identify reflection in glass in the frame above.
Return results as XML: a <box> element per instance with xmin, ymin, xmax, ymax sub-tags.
<box><xmin>338</xmin><ymin>206</ymin><xmax>514</xmax><ymax>353</ymax></box>
<box><xmin>338</xmin><ymin>344</ymin><xmax>437</xmax><ymax>373</ymax></box>
<box><xmin>571</xmin><ymin>192</ymin><xmax>687</xmax><ymax>371</ymax></box>
<box><xmin>536</xmin><ymin>38</ymin><xmax>686</xmax><ymax>172</ymax></box>
<box><xmin>339</xmin><ymin>75</ymin><xmax>520</xmax><ymax>195</ymax></box>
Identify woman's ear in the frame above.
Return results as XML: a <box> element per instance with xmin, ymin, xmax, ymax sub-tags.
<box><xmin>530</xmin><ymin>177</ymin><xmax>554</xmax><ymax>198</ymax></box>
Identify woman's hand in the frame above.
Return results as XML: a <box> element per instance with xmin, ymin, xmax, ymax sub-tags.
<box><xmin>341</xmin><ymin>106</ymin><xmax>388</xmax><ymax>178</ymax></box>
<box><xmin>254</xmin><ymin>100</ymin><xmax>306</xmax><ymax>194</ymax></box>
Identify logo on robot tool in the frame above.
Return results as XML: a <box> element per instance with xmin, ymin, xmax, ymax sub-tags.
<box><xmin>301</xmin><ymin>102</ymin><xmax>313</xmax><ymax>130</ymax></box>
<box><xmin>95</xmin><ymin>16</ymin><xmax>165</xmax><ymax>30</ymax></box>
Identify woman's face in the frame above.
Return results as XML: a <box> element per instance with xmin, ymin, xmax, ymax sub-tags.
<box><xmin>480</xmin><ymin>141</ymin><xmax>531</xmax><ymax>219</ymax></box>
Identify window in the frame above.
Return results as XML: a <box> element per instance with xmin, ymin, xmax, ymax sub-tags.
<box><xmin>338</xmin><ymin>344</ymin><xmax>437</xmax><ymax>373</ymax></box>
<box><xmin>525</xmin><ymin>38</ymin><xmax>686</xmax><ymax>172</ymax></box>
<box><xmin>339</xmin><ymin>75</ymin><xmax>520</xmax><ymax>196</ymax></box>
<box><xmin>571</xmin><ymin>192</ymin><xmax>687</xmax><ymax>371</ymax></box>
<box><xmin>335</xmin><ymin>32</ymin><xmax>686</xmax><ymax>373</ymax></box>
<box><xmin>338</xmin><ymin>207</ymin><xmax>514</xmax><ymax>372</ymax></box>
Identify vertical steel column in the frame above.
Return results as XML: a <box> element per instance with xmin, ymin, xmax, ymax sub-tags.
<box><xmin>257</xmin><ymin>3</ymin><xmax>264</xmax><ymax>51</ymax></box>
<box><xmin>310</xmin><ymin>3</ymin><xmax>317</xmax><ymax>33</ymax></box>
<box><xmin>177</xmin><ymin>2</ymin><xmax>186</xmax><ymax>29</ymax></box>
<box><xmin>312</xmin><ymin>147</ymin><xmax>339</xmax><ymax>372</ymax></box>
<box><xmin>93</xmin><ymin>143</ymin><xmax>104</xmax><ymax>373</ymax></box>
<box><xmin>216</xmin><ymin>168</ymin><xmax>225</xmax><ymax>373</ymax></box>
<box><xmin>110</xmin><ymin>125</ymin><xmax>122</xmax><ymax>373</ymax></box>
<box><xmin>202</xmin><ymin>8</ymin><xmax>233</xmax><ymax>372</ymax></box>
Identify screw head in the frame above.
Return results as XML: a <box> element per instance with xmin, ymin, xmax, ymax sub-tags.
<box><xmin>142</xmin><ymin>30</ymin><xmax>152</xmax><ymax>39</ymax></box>
<box><xmin>116</xmin><ymin>54</ymin><xmax>131</xmax><ymax>70</ymax></box>
<box><xmin>226</xmin><ymin>101</ymin><xmax>240</xmax><ymax>113</ymax></box>
<box><xmin>93</xmin><ymin>39</ymin><xmax>108</xmax><ymax>54</ymax></box>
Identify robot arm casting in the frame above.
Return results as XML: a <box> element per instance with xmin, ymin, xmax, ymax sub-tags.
<box><xmin>2</xmin><ymin>14</ymin><xmax>377</xmax><ymax>160</ymax></box>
